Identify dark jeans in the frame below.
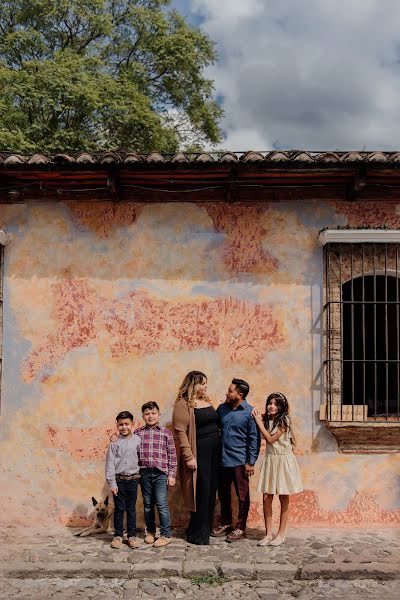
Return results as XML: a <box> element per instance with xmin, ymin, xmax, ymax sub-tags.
<box><xmin>140</xmin><ymin>468</ymin><xmax>172</xmax><ymax>538</ymax></box>
<box><xmin>219</xmin><ymin>464</ymin><xmax>250</xmax><ymax>531</ymax></box>
<box><xmin>113</xmin><ymin>479</ymin><xmax>138</xmax><ymax>538</ymax></box>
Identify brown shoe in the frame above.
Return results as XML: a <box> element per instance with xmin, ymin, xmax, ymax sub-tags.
<box><xmin>153</xmin><ymin>536</ymin><xmax>172</xmax><ymax>548</ymax></box>
<box><xmin>144</xmin><ymin>532</ymin><xmax>156</xmax><ymax>544</ymax></box>
<box><xmin>211</xmin><ymin>524</ymin><xmax>233</xmax><ymax>537</ymax></box>
<box><xmin>110</xmin><ymin>536</ymin><xmax>123</xmax><ymax>549</ymax></box>
<box><xmin>226</xmin><ymin>529</ymin><xmax>246</xmax><ymax>543</ymax></box>
<box><xmin>127</xmin><ymin>536</ymin><xmax>141</xmax><ymax>549</ymax></box>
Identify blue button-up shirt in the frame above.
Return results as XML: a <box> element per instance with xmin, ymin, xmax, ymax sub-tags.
<box><xmin>217</xmin><ymin>400</ymin><xmax>260</xmax><ymax>467</ymax></box>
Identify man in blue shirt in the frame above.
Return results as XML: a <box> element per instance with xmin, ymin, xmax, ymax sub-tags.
<box><xmin>212</xmin><ymin>378</ymin><xmax>260</xmax><ymax>542</ymax></box>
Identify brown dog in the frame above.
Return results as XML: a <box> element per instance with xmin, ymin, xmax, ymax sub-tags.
<box><xmin>74</xmin><ymin>496</ymin><xmax>114</xmax><ymax>537</ymax></box>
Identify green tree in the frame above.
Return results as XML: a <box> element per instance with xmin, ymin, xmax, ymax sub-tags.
<box><xmin>0</xmin><ymin>0</ymin><xmax>222</xmax><ymax>152</ymax></box>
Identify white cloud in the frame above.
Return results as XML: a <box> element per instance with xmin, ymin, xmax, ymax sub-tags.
<box><xmin>186</xmin><ymin>0</ymin><xmax>400</xmax><ymax>150</ymax></box>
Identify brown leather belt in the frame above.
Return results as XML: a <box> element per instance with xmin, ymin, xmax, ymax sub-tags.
<box><xmin>116</xmin><ymin>473</ymin><xmax>141</xmax><ymax>481</ymax></box>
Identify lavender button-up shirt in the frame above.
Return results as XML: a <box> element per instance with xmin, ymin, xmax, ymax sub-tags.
<box><xmin>105</xmin><ymin>433</ymin><xmax>141</xmax><ymax>490</ymax></box>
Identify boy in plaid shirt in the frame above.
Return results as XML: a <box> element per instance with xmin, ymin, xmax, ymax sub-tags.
<box><xmin>134</xmin><ymin>401</ymin><xmax>177</xmax><ymax>547</ymax></box>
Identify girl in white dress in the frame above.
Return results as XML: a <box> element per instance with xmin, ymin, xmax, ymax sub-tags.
<box><xmin>252</xmin><ymin>392</ymin><xmax>302</xmax><ymax>547</ymax></box>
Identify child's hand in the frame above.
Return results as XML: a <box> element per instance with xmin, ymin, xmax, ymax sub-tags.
<box><xmin>110</xmin><ymin>487</ymin><xmax>118</xmax><ymax>495</ymax></box>
<box><xmin>251</xmin><ymin>408</ymin><xmax>261</xmax><ymax>421</ymax></box>
<box><xmin>167</xmin><ymin>477</ymin><xmax>176</xmax><ymax>487</ymax></box>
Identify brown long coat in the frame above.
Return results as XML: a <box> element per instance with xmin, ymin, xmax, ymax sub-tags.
<box><xmin>172</xmin><ymin>399</ymin><xmax>197</xmax><ymax>512</ymax></box>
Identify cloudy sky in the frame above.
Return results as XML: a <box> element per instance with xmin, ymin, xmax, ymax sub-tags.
<box><xmin>173</xmin><ymin>0</ymin><xmax>400</xmax><ymax>151</ymax></box>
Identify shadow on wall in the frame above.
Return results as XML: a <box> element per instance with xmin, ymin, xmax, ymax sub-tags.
<box><xmin>311</xmin><ymin>412</ymin><xmax>338</xmax><ymax>453</ymax></box>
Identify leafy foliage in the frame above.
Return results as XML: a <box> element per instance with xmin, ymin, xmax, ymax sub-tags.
<box><xmin>190</xmin><ymin>575</ymin><xmax>227</xmax><ymax>586</ymax></box>
<box><xmin>0</xmin><ymin>0</ymin><xmax>222</xmax><ymax>152</ymax></box>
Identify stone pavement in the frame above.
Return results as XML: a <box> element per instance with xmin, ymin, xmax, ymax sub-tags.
<box><xmin>0</xmin><ymin>526</ymin><xmax>399</xmax><ymax>599</ymax></box>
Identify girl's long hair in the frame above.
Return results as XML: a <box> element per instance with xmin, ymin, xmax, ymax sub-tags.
<box><xmin>263</xmin><ymin>392</ymin><xmax>296</xmax><ymax>446</ymax></box>
<box><xmin>175</xmin><ymin>371</ymin><xmax>209</xmax><ymax>408</ymax></box>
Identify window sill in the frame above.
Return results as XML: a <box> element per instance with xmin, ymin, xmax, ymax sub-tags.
<box><xmin>325</xmin><ymin>422</ymin><xmax>400</xmax><ymax>454</ymax></box>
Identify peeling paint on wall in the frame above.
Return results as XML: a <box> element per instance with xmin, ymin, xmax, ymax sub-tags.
<box><xmin>23</xmin><ymin>279</ymin><xmax>285</xmax><ymax>382</ymax></box>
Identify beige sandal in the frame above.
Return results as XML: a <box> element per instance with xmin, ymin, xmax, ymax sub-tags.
<box><xmin>257</xmin><ymin>535</ymin><xmax>273</xmax><ymax>546</ymax></box>
<box><xmin>268</xmin><ymin>536</ymin><xmax>286</xmax><ymax>546</ymax></box>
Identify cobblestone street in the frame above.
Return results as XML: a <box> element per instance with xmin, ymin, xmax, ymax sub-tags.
<box><xmin>1</xmin><ymin>576</ymin><xmax>399</xmax><ymax>600</ymax></box>
<box><xmin>0</xmin><ymin>526</ymin><xmax>399</xmax><ymax>599</ymax></box>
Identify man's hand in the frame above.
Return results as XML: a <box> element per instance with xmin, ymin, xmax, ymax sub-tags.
<box><xmin>186</xmin><ymin>458</ymin><xmax>197</xmax><ymax>471</ymax></box>
<box><xmin>110</xmin><ymin>487</ymin><xmax>118</xmax><ymax>495</ymax></box>
<box><xmin>167</xmin><ymin>477</ymin><xmax>176</xmax><ymax>487</ymax></box>
<box><xmin>245</xmin><ymin>464</ymin><xmax>254</xmax><ymax>478</ymax></box>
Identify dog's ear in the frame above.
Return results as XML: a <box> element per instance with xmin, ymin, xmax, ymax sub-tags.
<box><xmin>92</xmin><ymin>497</ymin><xmax>98</xmax><ymax>506</ymax></box>
<box><xmin>104</xmin><ymin>496</ymin><xmax>109</xmax><ymax>506</ymax></box>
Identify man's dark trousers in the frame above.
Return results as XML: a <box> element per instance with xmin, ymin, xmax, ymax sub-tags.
<box><xmin>219</xmin><ymin>465</ymin><xmax>250</xmax><ymax>530</ymax></box>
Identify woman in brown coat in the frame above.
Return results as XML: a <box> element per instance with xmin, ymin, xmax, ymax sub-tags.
<box><xmin>172</xmin><ymin>371</ymin><xmax>219</xmax><ymax>545</ymax></box>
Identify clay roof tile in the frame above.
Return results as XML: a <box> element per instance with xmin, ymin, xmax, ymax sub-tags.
<box><xmin>317</xmin><ymin>152</ymin><xmax>340</xmax><ymax>163</ymax></box>
<box><xmin>76</xmin><ymin>153</ymin><xmax>96</xmax><ymax>164</ymax></box>
<box><xmin>171</xmin><ymin>152</ymin><xmax>189</xmax><ymax>163</ymax></box>
<box><xmin>268</xmin><ymin>151</ymin><xmax>290</xmax><ymax>162</ymax></box>
<box><xmin>195</xmin><ymin>153</ymin><xmax>214</xmax><ymax>163</ymax></box>
<box><xmin>4</xmin><ymin>155</ymin><xmax>26</xmax><ymax>165</ymax></box>
<box><xmin>219</xmin><ymin>152</ymin><xmax>239</xmax><ymax>163</ymax></box>
<box><xmin>367</xmin><ymin>151</ymin><xmax>387</xmax><ymax>162</ymax></box>
<box><xmin>146</xmin><ymin>152</ymin><xmax>165</xmax><ymax>163</ymax></box>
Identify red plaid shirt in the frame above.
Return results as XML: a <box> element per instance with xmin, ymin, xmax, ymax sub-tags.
<box><xmin>134</xmin><ymin>425</ymin><xmax>177</xmax><ymax>478</ymax></box>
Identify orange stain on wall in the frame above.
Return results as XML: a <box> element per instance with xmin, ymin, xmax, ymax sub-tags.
<box><xmin>23</xmin><ymin>279</ymin><xmax>286</xmax><ymax>382</ymax></box>
<box><xmin>290</xmin><ymin>490</ymin><xmax>400</xmax><ymax>527</ymax></box>
<box><xmin>335</xmin><ymin>200</ymin><xmax>400</xmax><ymax>228</ymax></box>
<box><xmin>66</xmin><ymin>201</ymin><xmax>143</xmax><ymax>238</ymax></box>
<box><xmin>201</xmin><ymin>203</ymin><xmax>278</xmax><ymax>273</ymax></box>
<box><xmin>43</xmin><ymin>419</ymin><xmax>131</xmax><ymax>461</ymax></box>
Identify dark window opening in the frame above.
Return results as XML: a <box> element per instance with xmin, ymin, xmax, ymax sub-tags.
<box><xmin>342</xmin><ymin>275</ymin><xmax>400</xmax><ymax>417</ymax></box>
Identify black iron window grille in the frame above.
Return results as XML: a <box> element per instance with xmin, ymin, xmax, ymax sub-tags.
<box><xmin>324</xmin><ymin>242</ymin><xmax>400</xmax><ymax>422</ymax></box>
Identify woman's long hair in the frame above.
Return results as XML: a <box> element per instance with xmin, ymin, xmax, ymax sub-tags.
<box><xmin>263</xmin><ymin>392</ymin><xmax>296</xmax><ymax>446</ymax></box>
<box><xmin>175</xmin><ymin>371</ymin><xmax>208</xmax><ymax>408</ymax></box>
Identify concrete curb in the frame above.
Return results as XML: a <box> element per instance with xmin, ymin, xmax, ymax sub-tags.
<box><xmin>1</xmin><ymin>560</ymin><xmax>399</xmax><ymax>581</ymax></box>
<box><xmin>183</xmin><ymin>562</ymin><xmax>218</xmax><ymax>577</ymax></box>
<box><xmin>300</xmin><ymin>562</ymin><xmax>400</xmax><ymax>581</ymax></box>
<box><xmin>254</xmin><ymin>564</ymin><xmax>300</xmax><ymax>580</ymax></box>
<box><xmin>1</xmin><ymin>562</ymin><xmax>133</xmax><ymax>579</ymax></box>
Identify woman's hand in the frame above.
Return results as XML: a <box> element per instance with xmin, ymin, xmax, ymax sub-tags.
<box><xmin>186</xmin><ymin>458</ymin><xmax>197</xmax><ymax>471</ymax></box>
<box><xmin>167</xmin><ymin>477</ymin><xmax>176</xmax><ymax>487</ymax></box>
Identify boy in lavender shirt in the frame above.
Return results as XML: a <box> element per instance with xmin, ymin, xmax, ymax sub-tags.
<box><xmin>134</xmin><ymin>401</ymin><xmax>177</xmax><ymax>548</ymax></box>
<box><xmin>105</xmin><ymin>410</ymin><xmax>141</xmax><ymax>549</ymax></box>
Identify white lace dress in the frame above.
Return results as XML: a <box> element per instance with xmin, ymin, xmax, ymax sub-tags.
<box><xmin>257</xmin><ymin>421</ymin><xmax>303</xmax><ymax>495</ymax></box>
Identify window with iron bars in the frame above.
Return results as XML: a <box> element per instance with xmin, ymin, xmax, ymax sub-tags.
<box><xmin>323</xmin><ymin>241</ymin><xmax>400</xmax><ymax>422</ymax></box>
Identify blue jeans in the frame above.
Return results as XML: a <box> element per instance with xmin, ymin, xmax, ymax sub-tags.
<box><xmin>113</xmin><ymin>478</ymin><xmax>138</xmax><ymax>538</ymax></box>
<box><xmin>140</xmin><ymin>468</ymin><xmax>172</xmax><ymax>538</ymax></box>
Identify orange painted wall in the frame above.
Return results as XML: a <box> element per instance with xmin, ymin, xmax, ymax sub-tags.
<box><xmin>0</xmin><ymin>199</ymin><xmax>399</xmax><ymax>529</ymax></box>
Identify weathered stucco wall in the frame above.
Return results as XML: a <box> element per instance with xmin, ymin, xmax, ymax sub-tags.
<box><xmin>0</xmin><ymin>199</ymin><xmax>399</xmax><ymax>529</ymax></box>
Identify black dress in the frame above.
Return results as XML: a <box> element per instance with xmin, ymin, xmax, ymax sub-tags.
<box><xmin>186</xmin><ymin>406</ymin><xmax>220</xmax><ymax>545</ymax></box>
